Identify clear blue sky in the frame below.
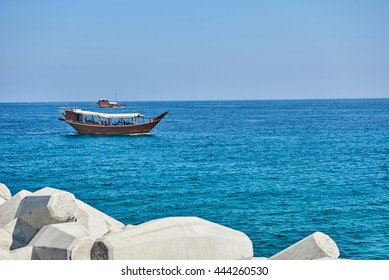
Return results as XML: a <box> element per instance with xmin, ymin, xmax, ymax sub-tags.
<box><xmin>1</xmin><ymin>0</ymin><xmax>388</xmax><ymax>102</ymax></box>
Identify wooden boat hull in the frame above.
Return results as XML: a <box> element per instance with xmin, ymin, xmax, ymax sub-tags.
<box><xmin>60</xmin><ymin>112</ymin><xmax>168</xmax><ymax>135</ymax></box>
<box><xmin>97</xmin><ymin>100</ymin><xmax>126</xmax><ymax>108</ymax></box>
<box><xmin>98</xmin><ymin>103</ymin><xmax>126</xmax><ymax>108</ymax></box>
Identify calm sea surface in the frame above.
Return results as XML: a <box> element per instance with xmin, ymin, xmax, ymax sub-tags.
<box><xmin>0</xmin><ymin>99</ymin><xmax>388</xmax><ymax>259</ymax></box>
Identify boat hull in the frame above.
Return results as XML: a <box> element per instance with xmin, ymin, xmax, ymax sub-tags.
<box><xmin>98</xmin><ymin>103</ymin><xmax>126</xmax><ymax>108</ymax></box>
<box><xmin>97</xmin><ymin>100</ymin><xmax>126</xmax><ymax>108</ymax></box>
<box><xmin>61</xmin><ymin>112</ymin><xmax>168</xmax><ymax>135</ymax></box>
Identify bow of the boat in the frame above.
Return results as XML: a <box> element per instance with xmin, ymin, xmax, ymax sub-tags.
<box><xmin>143</xmin><ymin>111</ymin><xmax>168</xmax><ymax>133</ymax></box>
<box><xmin>154</xmin><ymin>111</ymin><xmax>168</xmax><ymax>121</ymax></box>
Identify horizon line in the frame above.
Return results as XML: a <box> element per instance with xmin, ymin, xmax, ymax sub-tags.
<box><xmin>0</xmin><ymin>97</ymin><xmax>388</xmax><ymax>104</ymax></box>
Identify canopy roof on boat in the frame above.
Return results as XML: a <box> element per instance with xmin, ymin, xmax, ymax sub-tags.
<box><xmin>73</xmin><ymin>109</ymin><xmax>143</xmax><ymax>119</ymax></box>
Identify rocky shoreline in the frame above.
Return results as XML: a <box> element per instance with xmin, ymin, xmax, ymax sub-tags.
<box><xmin>0</xmin><ymin>183</ymin><xmax>340</xmax><ymax>260</ymax></box>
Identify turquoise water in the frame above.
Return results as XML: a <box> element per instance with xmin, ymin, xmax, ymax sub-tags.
<box><xmin>0</xmin><ymin>99</ymin><xmax>388</xmax><ymax>259</ymax></box>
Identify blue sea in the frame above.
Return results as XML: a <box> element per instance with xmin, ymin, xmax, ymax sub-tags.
<box><xmin>0</xmin><ymin>99</ymin><xmax>388</xmax><ymax>259</ymax></box>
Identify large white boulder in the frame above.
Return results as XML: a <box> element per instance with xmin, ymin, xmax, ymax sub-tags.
<box><xmin>270</xmin><ymin>232</ymin><xmax>340</xmax><ymax>260</ymax></box>
<box><xmin>28</xmin><ymin>222</ymin><xmax>95</xmax><ymax>260</ymax></box>
<box><xmin>13</xmin><ymin>187</ymin><xmax>77</xmax><ymax>247</ymax></box>
<box><xmin>0</xmin><ymin>190</ymin><xmax>31</xmax><ymax>228</ymax></box>
<box><xmin>0</xmin><ymin>228</ymin><xmax>12</xmax><ymax>251</ymax></box>
<box><xmin>0</xmin><ymin>183</ymin><xmax>11</xmax><ymax>200</ymax></box>
<box><xmin>76</xmin><ymin>213</ymin><xmax>109</xmax><ymax>238</ymax></box>
<box><xmin>16</xmin><ymin>187</ymin><xmax>77</xmax><ymax>227</ymax></box>
<box><xmin>0</xmin><ymin>249</ymin><xmax>12</xmax><ymax>260</ymax></box>
<box><xmin>10</xmin><ymin>246</ymin><xmax>35</xmax><ymax>260</ymax></box>
<box><xmin>75</xmin><ymin>199</ymin><xmax>124</xmax><ymax>231</ymax></box>
<box><xmin>91</xmin><ymin>216</ymin><xmax>253</xmax><ymax>260</ymax></box>
<box><xmin>2</xmin><ymin>218</ymin><xmax>38</xmax><ymax>250</ymax></box>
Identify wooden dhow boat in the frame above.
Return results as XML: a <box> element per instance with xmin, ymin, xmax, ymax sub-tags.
<box><xmin>97</xmin><ymin>98</ymin><xmax>126</xmax><ymax>108</ymax></box>
<box><xmin>59</xmin><ymin>108</ymin><xmax>168</xmax><ymax>135</ymax></box>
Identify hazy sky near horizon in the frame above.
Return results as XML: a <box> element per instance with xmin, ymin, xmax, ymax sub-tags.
<box><xmin>1</xmin><ymin>0</ymin><xmax>388</xmax><ymax>102</ymax></box>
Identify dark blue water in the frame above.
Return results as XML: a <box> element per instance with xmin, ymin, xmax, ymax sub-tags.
<box><xmin>1</xmin><ymin>99</ymin><xmax>388</xmax><ymax>259</ymax></box>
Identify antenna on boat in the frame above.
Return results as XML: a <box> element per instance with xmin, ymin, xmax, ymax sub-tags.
<box><xmin>66</xmin><ymin>103</ymin><xmax>70</xmax><ymax>109</ymax></box>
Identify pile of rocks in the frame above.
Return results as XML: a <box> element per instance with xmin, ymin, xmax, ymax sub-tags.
<box><xmin>0</xmin><ymin>183</ymin><xmax>340</xmax><ymax>260</ymax></box>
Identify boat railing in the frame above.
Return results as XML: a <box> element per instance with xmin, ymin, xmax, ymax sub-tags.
<box><xmin>80</xmin><ymin>116</ymin><xmax>150</xmax><ymax>126</ymax></box>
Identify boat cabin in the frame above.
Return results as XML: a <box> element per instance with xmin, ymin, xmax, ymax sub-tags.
<box><xmin>64</xmin><ymin>109</ymin><xmax>147</xmax><ymax>126</ymax></box>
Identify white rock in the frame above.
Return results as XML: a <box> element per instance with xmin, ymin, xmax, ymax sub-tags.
<box><xmin>0</xmin><ymin>197</ymin><xmax>5</xmax><ymax>205</ymax></box>
<box><xmin>270</xmin><ymin>232</ymin><xmax>340</xmax><ymax>260</ymax></box>
<box><xmin>0</xmin><ymin>249</ymin><xmax>12</xmax><ymax>260</ymax></box>
<box><xmin>0</xmin><ymin>190</ymin><xmax>31</xmax><ymax>228</ymax></box>
<box><xmin>102</xmin><ymin>227</ymin><xmax>125</xmax><ymax>237</ymax></box>
<box><xmin>16</xmin><ymin>188</ymin><xmax>77</xmax><ymax>228</ymax></box>
<box><xmin>75</xmin><ymin>199</ymin><xmax>124</xmax><ymax>231</ymax></box>
<box><xmin>71</xmin><ymin>237</ymin><xmax>96</xmax><ymax>260</ymax></box>
<box><xmin>28</xmin><ymin>222</ymin><xmax>95</xmax><ymax>260</ymax></box>
<box><xmin>2</xmin><ymin>218</ymin><xmax>37</xmax><ymax>250</ymax></box>
<box><xmin>14</xmin><ymin>187</ymin><xmax>77</xmax><ymax>247</ymax></box>
<box><xmin>10</xmin><ymin>246</ymin><xmax>35</xmax><ymax>260</ymax></box>
<box><xmin>0</xmin><ymin>228</ymin><xmax>12</xmax><ymax>251</ymax></box>
<box><xmin>91</xmin><ymin>216</ymin><xmax>253</xmax><ymax>260</ymax></box>
<box><xmin>0</xmin><ymin>183</ymin><xmax>11</xmax><ymax>200</ymax></box>
<box><xmin>76</xmin><ymin>213</ymin><xmax>109</xmax><ymax>238</ymax></box>
<box><xmin>7</xmin><ymin>188</ymin><xmax>77</xmax><ymax>249</ymax></box>
<box><xmin>314</xmin><ymin>257</ymin><xmax>340</xmax><ymax>260</ymax></box>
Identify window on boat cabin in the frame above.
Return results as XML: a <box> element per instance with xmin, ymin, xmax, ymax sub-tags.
<box><xmin>100</xmin><ymin>117</ymin><xmax>109</xmax><ymax>125</ymax></box>
<box><xmin>84</xmin><ymin>116</ymin><xmax>93</xmax><ymax>122</ymax></box>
